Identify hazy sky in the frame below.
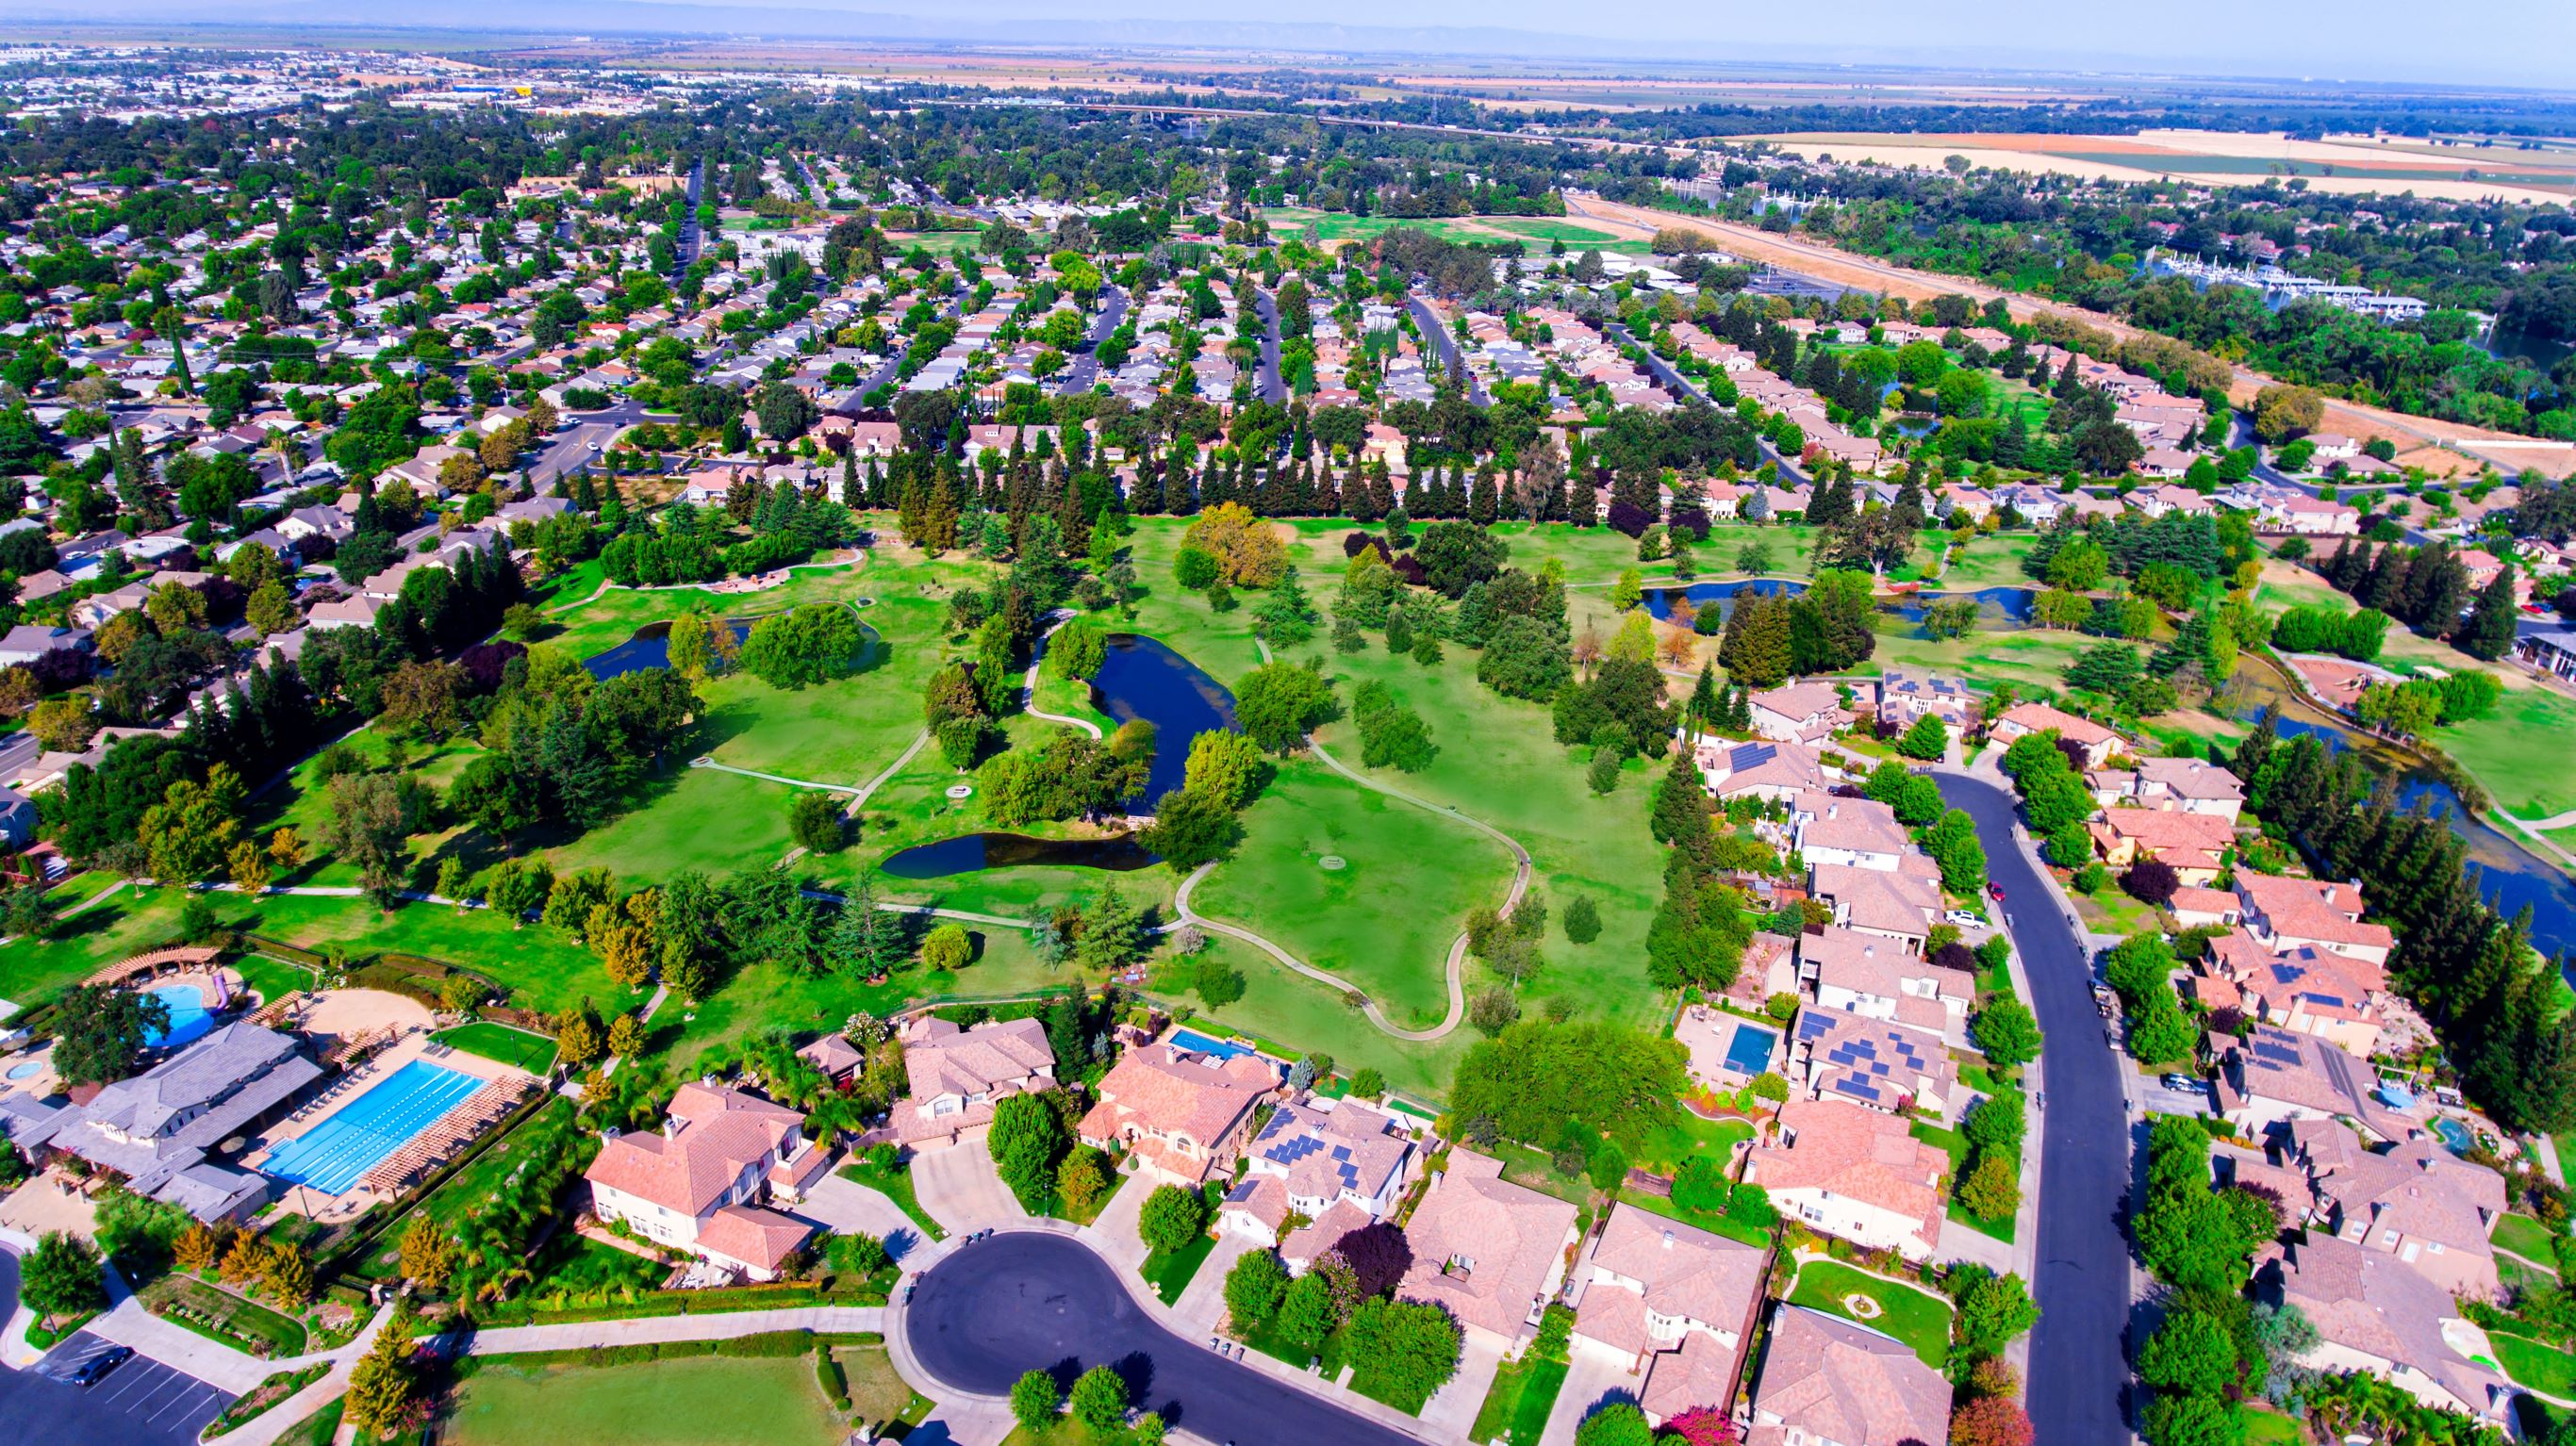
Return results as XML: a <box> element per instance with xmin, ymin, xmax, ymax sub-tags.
<box><xmin>647</xmin><ymin>0</ymin><xmax>2576</xmax><ymax>88</ymax></box>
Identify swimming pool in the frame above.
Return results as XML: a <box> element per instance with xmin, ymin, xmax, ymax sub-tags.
<box><xmin>1723</xmin><ymin>1022</ymin><xmax>1778</xmax><ymax>1077</ymax></box>
<box><xmin>143</xmin><ymin>983</ymin><xmax>215</xmax><ymax>1049</ymax></box>
<box><xmin>1168</xmin><ymin>1028</ymin><xmax>1255</xmax><ymax>1061</ymax></box>
<box><xmin>261</xmin><ymin>1061</ymin><xmax>482</xmax><ymax>1195</ymax></box>
<box><xmin>2431</xmin><ymin>1116</ymin><xmax>2473</xmax><ymax>1155</ymax></box>
<box><xmin>5</xmin><ymin>1061</ymin><xmax>42</xmax><ymax>1081</ymax></box>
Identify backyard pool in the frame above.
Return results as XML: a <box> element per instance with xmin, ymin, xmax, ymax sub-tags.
<box><xmin>2431</xmin><ymin>1116</ymin><xmax>2474</xmax><ymax>1155</ymax></box>
<box><xmin>1722</xmin><ymin>1021</ymin><xmax>1779</xmax><ymax>1077</ymax></box>
<box><xmin>1168</xmin><ymin>1028</ymin><xmax>1256</xmax><ymax>1061</ymax></box>
<box><xmin>261</xmin><ymin>1061</ymin><xmax>483</xmax><ymax>1195</ymax></box>
<box><xmin>5</xmin><ymin>1061</ymin><xmax>42</xmax><ymax>1081</ymax></box>
<box><xmin>142</xmin><ymin>982</ymin><xmax>216</xmax><ymax>1049</ymax></box>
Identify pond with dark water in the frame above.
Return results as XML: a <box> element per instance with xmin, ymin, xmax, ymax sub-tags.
<box><xmin>1082</xmin><ymin>633</ymin><xmax>1239</xmax><ymax>808</ymax></box>
<box><xmin>1644</xmin><ymin>581</ymin><xmax>2037</xmax><ymax>627</ymax></box>
<box><xmin>879</xmin><ymin>831</ymin><xmax>1157</xmax><ymax>879</ymax></box>
<box><xmin>880</xmin><ymin>633</ymin><xmax>1237</xmax><ymax>879</ymax></box>
<box><xmin>584</xmin><ymin>618</ymin><xmax>755</xmax><ymax>679</ymax></box>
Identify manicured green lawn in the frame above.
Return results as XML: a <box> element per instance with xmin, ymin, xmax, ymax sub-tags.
<box><xmin>1636</xmin><ymin>1112</ymin><xmax>1756</xmax><ymax>1176</ymax></box>
<box><xmin>140</xmin><ymin>1275</ymin><xmax>307</xmax><ymax>1357</ymax></box>
<box><xmin>1863</xmin><ymin>620</ymin><xmax>2102</xmax><ymax>698</ymax></box>
<box><xmin>1470</xmin><ymin>1352</ymin><xmax>1570</xmax><ymax>1446</ymax></box>
<box><xmin>441</xmin><ymin>1355</ymin><xmax>847</xmax><ymax>1446</ymax></box>
<box><xmin>1614</xmin><ymin>1184</ymin><xmax>1775</xmax><ymax>1249</ymax></box>
<box><xmin>1785</xmin><ymin>1258</ymin><xmax>1954</xmax><ymax>1369</ymax></box>
<box><xmin>433</xmin><ymin>1022</ymin><xmax>560</xmax><ymax>1074</ymax></box>
<box><xmin>1190</xmin><ymin>756</ymin><xmax>1508</xmax><ymax>1028</ymax></box>
<box><xmin>839</xmin><ymin>1156</ymin><xmax>949</xmax><ymax>1241</ymax></box>
<box><xmin>2495</xmin><ymin>1332</ymin><xmax>2576</xmax><ymax>1398</ymax></box>
<box><xmin>2494</xmin><ymin>1212</ymin><xmax>2564</xmax><ymax>1268</ymax></box>
<box><xmin>1932</xmin><ymin>533</ymin><xmax>2038</xmax><ymax>589</ymax></box>
<box><xmin>1910</xmin><ymin>1121</ymin><xmax>2016</xmax><ymax>1243</ymax></box>
<box><xmin>2239</xmin><ymin>1405</ymin><xmax>2307</xmax><ymax>1444</ymax></box>
<box><xmin>1139</xmin><ymin>1232</ymin><xmax>1218</xmax><ymax>1305</ymax></box>
<box><xmin>2446</xmin><ymin>683</ymin><xmax>2576</xmax><ymax>822</ymax></box>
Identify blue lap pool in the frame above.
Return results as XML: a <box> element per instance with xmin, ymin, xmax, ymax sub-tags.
<box><xmin>261</xmin><ymin>1061</ymin><xmax>482</xmax><ymax>1195</ymax></box>
<box><xmin>1168</xmin><ymin>1028</ymin><xmax>1255</xmax><ymax>1061</ymax></box>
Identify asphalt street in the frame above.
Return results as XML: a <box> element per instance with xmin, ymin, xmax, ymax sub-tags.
<box><xmin>1252</xmin><ymin>288</ymin><xmax>1285</xmax><ymax>403</ymax></box>
<box><xmin>1405</xmin><ymin>294</ymin><xmax>1487</xmax><ymax>405</ymax></box>
<box><xmin>1054</xmin><ymin>289</ymin><xmax>1131</xmax><ymax>396</ymax></box>
<box><xmin>0</xmin><ymin>1252</ymin><xmax>235</xmax><ymax>1446</ymax></box>
<box><xmin>904</xmin><ymin>1232</ymin><xmax>1420</xmax><ymax>1446</ymax></box>
<box><xmin>1936</xmin><ymin>772</ymin><xmax>2134</xmax><ymax>1443</ymax></box>
<box><xmin>1602</xmin><ymin>320</ymin><xmax>1809</xmax><ymax>484</ymax></box>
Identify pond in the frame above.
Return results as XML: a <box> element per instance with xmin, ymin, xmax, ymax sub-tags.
<box><xmin>582</xmin><ymin>618</ymin><xmax>753</xmax><ymax>680</ymax></box>
<box><xmin>1645</xmin><ymin>581</ymin><xmax>2037</xmax><ymax>628</ymax></box>
<box><xmin>2243</xmin><ymin>705</ymin><xmax>2576</xmax><ymax>961</ymax></box>
<box><xmin>878</xmin><ymin>831</ymin><xmax>1157</xmax><ymax>879</ymax></box>
<box><xmin>1083</xmin><ymin>633</ymin><xmax>1239</xmax><ymax>809</ymax></box>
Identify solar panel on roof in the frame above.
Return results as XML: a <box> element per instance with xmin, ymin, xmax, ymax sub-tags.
<box><xmin>1226</xmin><ymin>1178</ymin><xmax>1260</xmax><ymax>1203</ymax></box>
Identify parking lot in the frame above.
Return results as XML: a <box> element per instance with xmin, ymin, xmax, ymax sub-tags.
<box><xmin>0</xmin><ymin>1333</ymin><xmax>236</xmax><ymax>1446</ymax></box>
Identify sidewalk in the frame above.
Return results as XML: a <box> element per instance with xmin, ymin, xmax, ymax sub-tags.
<box><xmin>460</xmin><ymin>1303</ymin><xmax>883</xmax><ymax>1356</ymax></box>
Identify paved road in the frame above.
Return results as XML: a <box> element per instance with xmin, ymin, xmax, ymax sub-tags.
<box><xmin>1603</xmin><ymin>320</ymin><xmax>1808</xmax><ymax>484</ymax></box>
<box><xmin>1405</xmin><ymin>294</ymin><xmax>1487</xmax><ymax>405</ymax></box>
<box><xmin>904</xmin><ymin>1232</ymin><xmax>1421</xmax><ymax>1446</ymax></box>
<box><xmin>1251</xmin><ymin>288</ymin><xmax>1286</xmax><ymax>403</ymax></box>
<box><xmin>1935</xmin><ymin>772</ymin><xmax>2132</xmax><ymax>1446</ymax></box>
<box><xmin>1054</xmin><ymin>289</ymin><xmax>1131</xmax><ymax>396</ymax></box>
<box><xmin>0</xmin><ymin>1252</ymin><xmax>235</xmax><ymax>1446</ymax></box>
<box><xmin>669</xmin><ymin>156</ymin><xmax>705</xmax><ymax>292</ymax></box>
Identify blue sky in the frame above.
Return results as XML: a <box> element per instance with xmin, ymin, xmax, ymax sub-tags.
<box><xmin>658</xmin><ymin>0</ymin><xmax>2576</xmax><ymax>87</ymax></box>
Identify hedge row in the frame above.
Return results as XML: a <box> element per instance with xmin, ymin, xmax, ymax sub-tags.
<box><xmin>461</xmin><ymin>1329</ymin><xmax>884</xmax><ymax>1374</ymax></box>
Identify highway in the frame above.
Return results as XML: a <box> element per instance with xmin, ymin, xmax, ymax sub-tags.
<box><xmin>904</xmin><ymin>1232</ymin><xmax>1421</xmax><ymax>1446</ymax></box>
<box><xmin>1935</xmin><ymin>772</ymin><xmax>2135</xmax><ymax>1446</ymax></box>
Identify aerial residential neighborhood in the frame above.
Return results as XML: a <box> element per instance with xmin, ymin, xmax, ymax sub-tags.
<box><xmin>0</xmin><ymin>11</ymin><xmax>2573</xmax><ymax>1446</ymax></box>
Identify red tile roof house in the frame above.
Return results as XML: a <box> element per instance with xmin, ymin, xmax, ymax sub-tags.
<box><xmin>1800</xmin><ymin>924</ymin><xmax>1971</xmax><ymax>1037</ymax></box>
<box><xmin>1792</xmin><ymin>795</ymin><xmax>1914</xmax><ymax>874</ymax></box>
<box><xmin>1805</xmin><ymin>864</ymin><xmax>1943</xmax><ymax>956</ymax></box>
<box><xmin>1396</xmin><ymin>1148</ymin><xmax>1582</xmax><ymax>1352</ymax></box>
<box><xmin>1568</xmin><ymin>1204</ymin><xmax>1769</xmax><ymax>1426</ymax></box>
<box><xmin>2191</xmin><ymin>928</ymin><xmax>2392</xmax><ymax>1059</ymax></box>
<box><xmin>2087</xmin><ymin>808</ymin><xmax>2238</xmax><ymax>885</ymax></box>
<box><xmin>1744</xmin><ymin>1304</ymin><xmax>1955</xmax><ymax>1446</ymax></box>
<box><xmin>1742</xmin><ymin>1099</ymin><xmax>1949</xmax><ymax>1262</ymax></box>
<box><xmin>1989</xmin><ymin>701</ymin><xmax>2125</xmax><ymax>769</ymax></box>
<box><xmin>1218</xmin><ymin>1097</ymin><xmax>1417</xmax><ymax>1260</ymax></box>
<box><xmin>2255</xmin><ymin>1234</ymin><xmax>2512</xmax><ymax>1421</ymax></box>
<box><xmin>2291</xmin><ymin>1127</ymin><xmax>2507</xmax><ymax>1301</ymax></box>
<box><xmin>2234</xmin><ymin>874</ymin><xmax>2395</xmax><ymax>970</ymax></box>
<box><xmin>584</xmin><ymin>1083</ymin><xmax>829</xmax><ymax>1281</ymax></box>
<box><xmin>1693</xmin><ymin>739</ymin><xmax>1827</xmax><ymax>804</ymax></box>
<box><xmin>1748</xmin><ymin>681</ymin><xmax>1848</xmax><ymax>744</ymax></box>
<box><xmin>883</xmin><ymin>1014</ymin><xmax>1057</xmax><ymax>1146</ymax></box>
<box><xmin>1078</xmin><ymin>1041</ymin><xmax>1280</xmax><ymax>1185</ymax></box>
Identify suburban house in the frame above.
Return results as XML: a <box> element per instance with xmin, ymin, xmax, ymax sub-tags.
<box><xmin>584</xmin><ymin>1082</ymin><xmax>829</xmax><ymax>1281</ymax></box>
<box><xmin>1218</xmin><ymin>1097</ymin><xmax>1416</xmax><ymax>1257</ymax></box>
<box><xmin>1742</xmin><ymin>1098</ymin><xmax>1949</xmax><ymax>1261</ymax></box>
<box><xmin>2109</xmin><ymin>757</ymin><xmax>2247</xmax><ymax>821</ymax></box>
<box><xmin>0</xmin><ymin>1021</ymin><xmax>320</xmax><ymax>1222</ymax></box>
<box><xmin>2286</xmin><ymin>1126</ymin><xmax>2505</xmax><ymax>1300</ymax></box>
<box><xmin>883</xmin><ymin>1014</ymin><xmax>1056</xmax><ymax>1145</ymax></box>
<box><xmin>1396</xmin><ymin>1148</ymin><xmax>1582</xmax><ymax>1352</ymax></box>
<box><xmin>1743</xmin><ymin>1305</ymin><xmax>1955</xmax><ymax>1446</ymax></box>
<box><xmin>2088</xmin><ymin>808</ymin><xmax>2238</xmax><ymax>884</ymax></box>
<box><xmin>1792</xmin><ymin>796</ymin><xmax>1914</xmax><ymax>873</ymax></box>
<box><xmin>1804</xmin><ymin>866</ymin><xmax>1943</xmax><ymax>954</ymax></box>
<box><xmin>1875</xmin><ymin>669</ymin><xmax>1977</xmax><ymax>734</ymax></box>
<box><xmin>1800</xmin><ymin>926</ymin><xmax>1969</xmax><ymax>1028</ymax></box>
<box><xmin>2234</xmin><ymin>874</ymin><xmax>2394</xmax><ymax>969</ymax></box>
<box><xmin>2256</xmin><ymin>1234</ymin><xmax>2511</xmax><ymax>1421</ymax></box>
<box><xmin>1748</xmin><ymin>682</ymin><xmax>1847</xmax><ymax>744</ymax></box>
<box><xmin>1569</xmin><ymin>1205</ymin><xmax>1769</xmax><ymax>1425</ymax></box>
<box><xmin>2188</xmin><ymin>929</ymin><xmax>2392</xmax><ymax>1057</ymax></box>
<box><xmin>1989</xmin><ymin>701</ymin><xmax>2124</xmax><ymax>768</ymax></box>
<box><xmin>1078</xmin><ymin>1040</ymin><xmax>1280</xmax><ymax>1184</ymax></box>
<box><xmin>2214</xmin><ymin>1026</ymin><xmax>2411</xmax><ymax>1142</ymax></box>
<box><xmin>1791</xmin><ymin>1008</ymin><xmax>1960</xmax><ymax>1122</ymax></box>
<box><xmin>1694</xmin><ymin>739</ymin><xmax>1827</xmax><ymax>804</ymax></box>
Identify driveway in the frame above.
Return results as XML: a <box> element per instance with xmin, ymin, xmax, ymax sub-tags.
<box><xmin>904</xmin><ymin>1232</ymin><xmax>1420</xmax><ymax>1446</ymax></box>
<box><xmin>1081</xmin><ymin>1170</ymin><xmax>1153</xmax><ymax>1272</ymax></box>
<box><xmin>1538</xmin><ymin>1344</ymin><xmax>1639</xmax><ymax>1446</ymax></box>
<box><xmin>791</xmin><ymin>1166</ymin><xmax>936</xmax><ymax>1265</ymax></box>
<box><xmin>1420</xmin><ymin>1332</ymin><xmax>1505</xmax><ymax>1441</ymax></box>
<box><xmin>1937</xmin><ymin>772</ymin><xmax>2134</xmax><ymax>1445</ymax></box>
<box><xmin>910</xmin><ymin>1138</ymin><xmax>1021</xmax><ymax>1234</ymax></box>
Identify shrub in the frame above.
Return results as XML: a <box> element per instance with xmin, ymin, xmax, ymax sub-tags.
<box><xmin>2121</xmin><ymin>858</ymin><xmax>2181</xmax><ymax>907</ymax></box>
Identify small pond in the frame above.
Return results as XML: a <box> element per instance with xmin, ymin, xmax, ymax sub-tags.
<box><xmin>582</xmin><ymin>618</ymin><xmax>754</xmax><ymax>680</ymax></box>
<box><xmin>1645</xmin><ymin>581</ymin><xmax>2036</xmax><ymax>628</ymax></box>
<box><xmin>878</xmin><ymin>831</ymin><xmax>1157</xmax><ymax>879</ymax></box>
<box><xmin>1082</xmin><ymin>633</ymin><xmax>1239</xmax><ymax>809</ymax></box>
